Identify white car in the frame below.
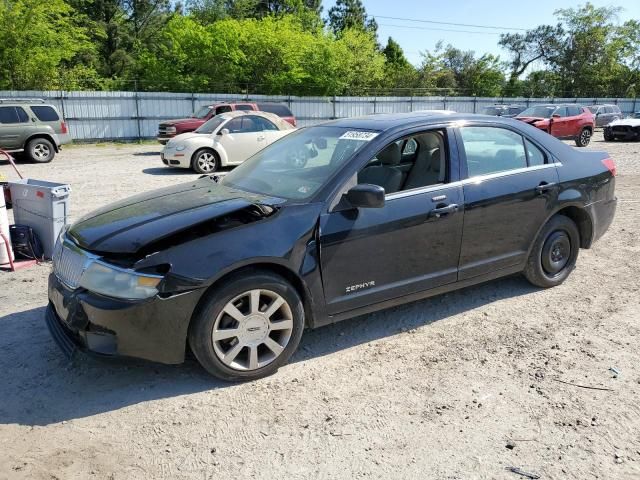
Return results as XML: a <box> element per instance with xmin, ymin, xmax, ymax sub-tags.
<box><xmin>161</xmin><ymin>111</ymin><xmax>296</xmax><ymax>173</ymax></box>
<box><xmin>603</xmin><ymin>113</ymin><xmax>640</xmax><ymax>142</ymax></box>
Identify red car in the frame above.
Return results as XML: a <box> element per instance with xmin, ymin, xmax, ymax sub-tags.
<box><xmin>157</xmin><ymin>102</ymin><xmax>296</xmax><ymax>144</ymax></box>
<box><xmin>515</xmin><ymin>104</ymin><xmax>594</xmax><ymax>147</ymax></box>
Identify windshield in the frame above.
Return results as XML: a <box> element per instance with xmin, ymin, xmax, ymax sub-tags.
<box><xmin>587</xmin><ymin>106</ymin><xmax>599</xmax><ymax>113</ymax></box>
<box><xmin>221</xmin><ymin>126</ymin><xmax>377</xmax><ymax>200</ymax></box>
<box><xmin>192</xmin><ymin>106</ymin><xmax>212</xmax><ymax>119</ymax></box>
<box><xmin>196</xmin><ymin>116</ymin><xmax>227</xmax><ymax>134</ymax></box>
<box><xmin>518</xmin><ymin>106</ymin><xmax>557</xmax><ymax>118</ymax></box>
<box><xmin>481</xmin><ymin>107</ymin><xmax>501</xmax><ymax>115</ymax></box>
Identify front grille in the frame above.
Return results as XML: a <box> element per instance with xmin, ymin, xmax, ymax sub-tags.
<box><xmin>52</xmin><ymin>241</ymin><xmax>88</xmax><ymax>289</ymax></box>
<box><xmin>612</xmin><ymin>126</ymin><xmax>631</xmax><ymax>134</ymax></box>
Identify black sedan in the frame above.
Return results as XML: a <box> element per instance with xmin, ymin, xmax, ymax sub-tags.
<box><xmin>47</xmin><ymin>112</ymin><xmax>617</xmax><ymax>381</ymax></box>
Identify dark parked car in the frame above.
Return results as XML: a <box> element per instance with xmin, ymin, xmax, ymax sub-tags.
<box><xmin>47</xmin><ymin>112</ymin><xmax>617</xmax><ymax>381</ymax></box>
<box><xmin>516</xmin><ymin>104</ymin><xmax>595</xmax><ymax>147</ymax></box>
<box><xmin>157</xmin><ymin>102</ymin><xmax>296</xmax><ymax>144</ymax></box>
<box><xmin>480</xmin><ymin>104</ymin><xmax>526</xmax><ymax>117</ymax></box>
<box><xmin>587</xmin><ymin>104</ymin><xmax>622</xmax><ymax>127</ymax></box>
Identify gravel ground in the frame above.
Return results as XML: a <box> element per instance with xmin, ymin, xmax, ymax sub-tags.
<box><xmin>1</xmin><ymin>133</ymin><xmax>639</xmax><ymax>480</ymax></box>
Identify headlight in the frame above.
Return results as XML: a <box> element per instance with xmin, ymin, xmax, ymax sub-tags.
<box><xmin>79</xmin><ymin>262</ymin><xmax>163</xmax><ymax>300</ymax></box>
<box><xmin>175</xmin><ymin>145</ymin><xmax>186</xmax><ymax>151</ymax></box>
<box><xmin>166</xmin><ymin>126</ymin><xmax>176</xmax><ymax>133</ymax></box>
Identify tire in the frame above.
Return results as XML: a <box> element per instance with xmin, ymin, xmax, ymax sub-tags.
<box><xmin>524</xmin><ymin>215</ymin><xmax>580</xmax><ymax>288</ymax></box>
<box><xmin>188</xmin><ymin>271</ymin><xmax>305</xmax><ymax>382</ymax></box>
<box><xmin>603</xmin><ymin>130</ymin><xmax>614</xmax><ymax>142</ymax></box>
<box><xmin>191</xmin><ymin>148</ymin><xmax>219</xmax><ymax>174</ymax></box>
<box><xmin>574</xmin><ymin>128</ymin><xmax>592</xmax><ymax>147</ymax></box>
<box><xmin>26</xmin><ymin>137</ymin><xmax>55</xmax><ymax>163</ymax></box>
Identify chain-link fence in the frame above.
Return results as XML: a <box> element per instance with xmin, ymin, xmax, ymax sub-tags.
<box><xmin>1</xmin><ymin>90</ymin><xmax>638</xmax><ymax>142</ymax></box>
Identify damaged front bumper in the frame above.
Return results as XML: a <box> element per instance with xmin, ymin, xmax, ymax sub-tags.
<box><xmin>46</xmin><ymin>273</ymin><xmax>202</xmax><ymax>364</ymax></box>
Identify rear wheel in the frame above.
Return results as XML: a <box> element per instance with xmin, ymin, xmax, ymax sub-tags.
<box><xmin>191</xmin><ymin>148</ymin><xmax>219</xmax><ymax>174</ymax></box>
<box><xmin>188</xmin><ymin>271</ymin><xmax>305</xmax><ymax>381</ymax></box>
<box><xmin>524</xmin><ymin>215</ymin><xmax>580</xmax><ymax>288</ymax></box>
<box><xmin>575</xmin><ymin>128</ymin><xmax>592</xmax><ymax>147</ymax></box>
<box><xmin>26</xmin><ymin>138</ymin><xmax>55</xmax><ymax>163</ymax></box>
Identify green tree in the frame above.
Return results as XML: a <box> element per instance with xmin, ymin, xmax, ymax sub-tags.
<box><xmin>0</xmin><ymin>0</ymin><xmax>94</xmax><ymax>89</ymax></box>
<box><xmin>327</xmin><ymin>0</ymin><xmax>377</xmax><ymax>36</ymax></box>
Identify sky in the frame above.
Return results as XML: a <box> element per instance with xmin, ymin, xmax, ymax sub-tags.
<box><xmin>322</xmin><ymin>0</ymin><xmax>640</xmax><ymax>66</ymax></box>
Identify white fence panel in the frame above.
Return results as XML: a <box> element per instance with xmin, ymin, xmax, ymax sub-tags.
<box><xmin>0</xmin><ymin>90</ymin><xmax>637</xmax><ymax>141</ymax></box>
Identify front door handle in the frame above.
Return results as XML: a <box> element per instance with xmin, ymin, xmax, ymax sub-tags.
<box><xmin>429</xmin><ymin>203</ymin><xmax>458</xmax><ymax>218</ymax></box>
<box><xmin>535</xmin><ymin>182</ymin><xmax>556</xmax><ymax>194</ymax></box>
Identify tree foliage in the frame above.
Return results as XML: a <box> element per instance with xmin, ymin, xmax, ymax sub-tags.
<box><xmin>500</xmin><ymin>2</ymin><xmax>640</xmax><ymax>97</ymax></box>
<box><xmin>0</xmin><ymin>0</ymin><xmax>638</xmax><ymax>97</ymax></box>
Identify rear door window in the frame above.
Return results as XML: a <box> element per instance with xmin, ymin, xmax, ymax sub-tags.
<box><xmin>525</xmin><ymin>139</ymin><xmax>546</xmax><ymax>167</ymax></box>
<box><xmin>31</xmin><ymin>105</ymin><xmax>59</xmax><ymax>121</ymax></box>
<box><xmin>16</xmin><ymin>107</ymin><xmax>30</xmax><ymax>123</ymax></box>
<box><xmin>0</xmin><ymin>107</ymin><xmax>23</xmax><ymax>124</ymax></box>
<box><xmin>567</xmin><ymin>106</ymin><xmax>582</xmax><ymax>116</ymax></box>
<box><xmin>460</xmin><ymin>126</ymin><xmax>527</xmax><ymax>177</ymax></box>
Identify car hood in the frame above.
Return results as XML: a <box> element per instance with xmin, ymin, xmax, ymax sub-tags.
<box><xmin>161</xmin><ymin>118</ymin><xmax>204</xmax><ymax>126</ymax></box>
<box><xmin>168</xmin><ymin>132</ymin><xmax>210</xmax><ymax>144</ymax></box>
<box><xmin>516</xmin><ymin>116</ymin><xmax>548</xmax><ymax>125</ymax></box>
<box><xmin>68</xmin><ymin>179</ymin><xmax>284</xmax><ymax>255</ymax></box>
<box><xmin>608</xmin><ymin>118</ymin><xmax>640</xmax><ymax>127</ymax></box>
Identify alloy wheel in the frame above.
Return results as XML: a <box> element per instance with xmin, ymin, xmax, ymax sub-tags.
<box><xmin>33</xmin><ymin>143</ymin><xmax>51</xmax><ymax>160</ymax></box>
<box><xmin>580</xmin><ymin>129</ymin><xmax>591</xmax><ymax>146</ymax></box>
<box><xmin>212</xmin><ymin>289</ymin><xmax>294</xmax><ymax>371</ymax></box>
<box><xmin>197</xmin><ymin>152</ymin><xmax>217</xmax><ymax>172</ymax></box>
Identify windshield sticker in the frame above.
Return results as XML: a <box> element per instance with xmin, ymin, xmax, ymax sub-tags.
<box><xmin>339</xmin><ymin>131</ymin><xmax>379</xmax><ymax>141</ymax></box>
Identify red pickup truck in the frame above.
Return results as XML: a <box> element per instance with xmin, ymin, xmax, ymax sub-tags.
<box><xmin>157</xmin><ymin>102</ymin><xmax>297</xmax><ymax>144</ymax></box>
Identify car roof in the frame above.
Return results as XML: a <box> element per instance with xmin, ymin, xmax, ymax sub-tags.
<box><xmin>324</xmin><ymin>111</ymin><xmax>465</xmax><ymax>131</ymax></box>
<box><xmin>218</xmin><ymin>110</ymin><xmax>294</xmax><ymax>128</ymax></box>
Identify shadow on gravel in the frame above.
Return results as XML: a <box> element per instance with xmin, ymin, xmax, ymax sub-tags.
<box><xmin>0</xmin><ymin>275</ymin><xmax>536</xmax><ymax>426</ymax></box>
<box><xmin>141</xmin><ymin>167</ymin><xmax>197</xmax><ymax>176</ymax></box>
<box><xmin>133</xmin><ymin>151</ymin><xmax>163</xmax><ymax>156</ymax></box>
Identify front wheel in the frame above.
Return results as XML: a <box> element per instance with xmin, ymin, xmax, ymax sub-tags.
<box><xmin>26</xmin><ymin>138</ymin><xmax>55</xmax><ymax>163</ymax></box>
<box><xmin>191</xmin><ymin>148</ymin><xmax>219</xmax><ymax>174</ymax></box>
<box><xmin>188</xmin><ymin>271</ymin><xmax>305</xmax><ymax>381</ymax></box>
<box><xmin>524</xmin><ymin>215</ymin><xmax>580</xmax><ymax>288</ymax></box>
<box><xmin>603</xmin><ymin>129</ymin><xmax>614</xmax><ymax>142</ymax></box>
<box><xmin>575</xmin><ymin>128</ymin><xmax>592</xmax><ymax>147</ymax></box>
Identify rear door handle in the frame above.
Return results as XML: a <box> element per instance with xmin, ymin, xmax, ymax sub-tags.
<box><xmin>535</xmin><ymin>182</ymin><xmax>556</xmax><ymax>194</ymax></box>
<box><xmin>429</xmin><ymin>203</ymin><xmax>458</xmax><ymax>218</ymax></box>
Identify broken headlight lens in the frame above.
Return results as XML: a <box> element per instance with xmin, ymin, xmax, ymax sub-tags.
<box><xmin>79</xmin><ymin>262</ymin><xmax>163</xmax><ymax>300</ymax></box>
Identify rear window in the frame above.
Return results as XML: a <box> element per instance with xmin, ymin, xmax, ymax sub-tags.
<box><xmin>257</xmin><ymin>103</ymin><xmax>293</xmax><ymax>117</ymax></box>
<box><xmin>31</xmin><ymin>105</ymin><xmax>60</xmax><ymax>121</ymax></box>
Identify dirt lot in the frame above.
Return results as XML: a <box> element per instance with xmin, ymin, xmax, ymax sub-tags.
<box><xmin>1</xmin><ymin>133</ymin><xmax>639</xmax><ymax>480</ymax></box>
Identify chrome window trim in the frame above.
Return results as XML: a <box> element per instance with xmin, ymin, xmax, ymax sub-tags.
<box><xmin>385</xmin><ymin>163</ymin><xmax>558</xmax><ymax>201</ymax></box>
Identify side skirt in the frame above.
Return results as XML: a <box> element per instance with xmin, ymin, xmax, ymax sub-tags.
<box><xmin>325</xmin><ymin>263</ymin><xmax>525</xmax><ymax>325</ymax></box>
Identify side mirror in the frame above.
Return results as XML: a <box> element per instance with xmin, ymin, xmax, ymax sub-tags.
<box><xmin>218</xmin><ymin>128</ymin><xmax>230</xmax><ymax>136</ymax></box>
<box><xmin>345</xmin><ymin>184</ymin><xmax>385</xmax><ymax>209</ymax></box>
